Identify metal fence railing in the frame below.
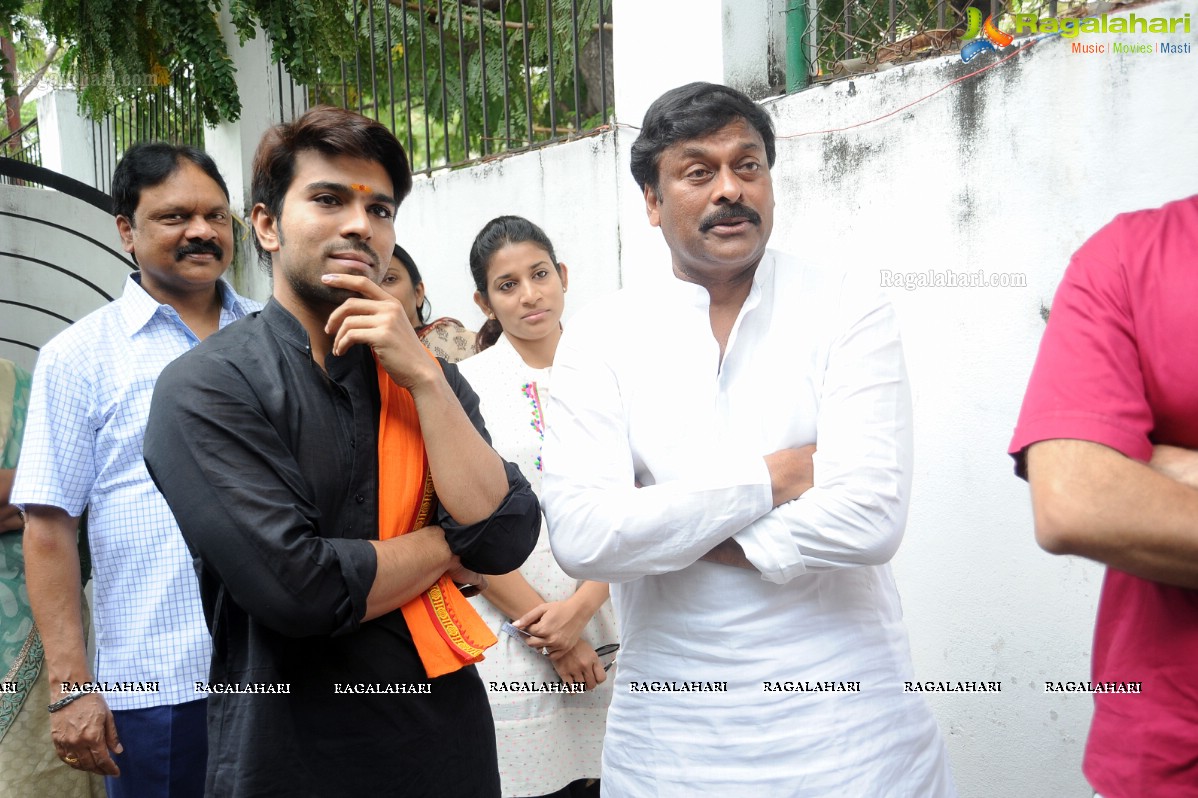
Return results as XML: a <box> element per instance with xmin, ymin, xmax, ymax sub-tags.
<box><xmin>799</xmin><ymin>0</ymin><xmax>1092</xmax><ymax>82</ymax></box>
<box><xmin>90</xmin><ymin>70</ymin><xmax>207</xmax><ymax>194</ymax></box>
<box><xmin>87</xmin><ymin>62</ymin><xmax>307</xmax><ymax>193</ymax></box>
<box><xmin>311</xmin><ymin>0</ymin><xmax>614</xmax><ymax>175</ymax></box>
<box><xmin>0</xmin><ymin>118</ymin><xmax>41</xmax><ymax>185</ymax></box>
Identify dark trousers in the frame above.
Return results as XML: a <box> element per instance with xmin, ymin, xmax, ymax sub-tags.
<box><xmin>106</xmin><ymin>698</ymin><xmax>207</xmax><ymax>798</ymax></box>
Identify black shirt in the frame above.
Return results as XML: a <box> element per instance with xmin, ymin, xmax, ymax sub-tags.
<box><xmin>144</xmin><ymin>299</ymin><xmax>540</xmax><ymax>797</ymax></box>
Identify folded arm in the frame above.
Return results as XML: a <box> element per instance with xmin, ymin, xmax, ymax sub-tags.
<box><xmin>1027</xmin><ymin>439</ymin><xmax>1198</xmax><ymax>588</ymax></box>
<box><xmin>364</xmin><ymin>526</ymin><xmax>456</xmax><ymax>620</ymax></box>
<box><xmin>543</xmin><ymin>339</ymin><xmax>776</xmax><ymax>582</ymax></box>
<box><xmin>325</xmin><ymin>275</ymin><xmax>509</xmax><ymax>524</ymax></box>
<box><xmin>731</xmin><ymin>297</ymin><xmax>913</xmax><ymax>583</ymax></box>
<box><xmin>699</xmin><ymin>445</ymin><xmax>817</xmax><ymax>569</ymax></box>
<box><xmin>546</xmin><ymin>282</ymin><xmax>913</xmax><ymax>585</ymax></box>
<box><xmin>323</xmin><ymin>280</ymin><xmax>538</xmax><ymax>574</ymax></box>
<box><xmin>432</xmin><ymin>365</ymin><xmax>540</xmax><ymax>574</ymax></box>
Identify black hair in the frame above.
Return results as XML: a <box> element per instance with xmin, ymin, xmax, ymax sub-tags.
<box><xmin>111</xmin><ymin>142</ymin><xmax>229</xmax><ymax>223</ymax></box>
<box><xmin>629</xmin><ymin>82</ymin><xmax>776</xmax><ymax>198</ymax></box>
<box><xmin>392</xmin><ymin>243</ymin><xmax>431</xmax><ymax>326</ymax></box>
<box><xmin>468</xmin><ymin>215</ymin><xmax>560</xmax><ymax>352</ymax></box>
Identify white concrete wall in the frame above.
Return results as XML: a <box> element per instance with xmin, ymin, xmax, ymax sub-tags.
<box><xmin>36</xmin><ymin>91</ymin><xmax>110</xmax><ymax>188</ymax></box>
<box><xmin>395</xmin><ymin>132</ymin><xmax>622</xmax><ymax>326</ymax></box>
<box><xmin>394</xmin><ymin>2</ymin><xmax>1198</xmax><ymax>796</ymax></box>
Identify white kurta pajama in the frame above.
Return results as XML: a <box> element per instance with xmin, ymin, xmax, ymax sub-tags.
<box><xmin>543</xmin><ymin>251</ymin><xmax>956</xmax><ymax>796</ymax></box>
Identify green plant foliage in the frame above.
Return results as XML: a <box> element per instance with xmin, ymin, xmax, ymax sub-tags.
<box><xmin>40</xmin><ymin>0</ymin><xmax>229</xmax><ymax>122</ymax></box>
<box><xmin>19</xmin><ymin>0</ymin><xmax>611</xmax><ymax>166</ymax></box>
<box><xmin>311</xmin><ymin>0</ymin><xmax>612</xmax><ymax>171</ymax></box>
<box><xmin>229</xmin><ymin>0</ymin><xmax>356</xmax><ymax>87</ymax></box>
<box><xmin>37</xmin><ymin>0</ymin><xmax>358</xmax><ymax>123</ymax></box>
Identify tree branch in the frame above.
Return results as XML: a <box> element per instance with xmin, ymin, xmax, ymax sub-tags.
<box><xmin>18</xmin><ymin>42</ymin><xmax>60</xmax><ymax>105</ymax></box>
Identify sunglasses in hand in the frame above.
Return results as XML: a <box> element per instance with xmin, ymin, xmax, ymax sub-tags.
<box><xmin>595</xmin><ymin>643</ymin><xmax>619</xmax><ymax>672</ymax></box>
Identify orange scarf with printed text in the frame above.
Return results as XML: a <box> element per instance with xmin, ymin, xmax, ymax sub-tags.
<box><xmin>376</xmin><ymin>355</ymin><xmax>497</xmax><ymax>678</ymax></box>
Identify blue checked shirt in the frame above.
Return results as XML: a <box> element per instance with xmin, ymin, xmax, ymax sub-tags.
<box><xmin>12</xmin><ymin>274</ymin><xmax>260</xmax><ymax>710</ymax></box>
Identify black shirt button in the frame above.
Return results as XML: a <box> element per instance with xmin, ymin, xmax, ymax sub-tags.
<box><xmin>355</xmin><ymin>494</ymin><xmax>365</xmax><ymax>504</ymax></box>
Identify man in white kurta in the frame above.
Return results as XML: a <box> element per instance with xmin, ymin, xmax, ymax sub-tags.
<box><xmin>542</xmin><ymin>82</ymin><xmax>955</xmax><ymax>795</ymax></box>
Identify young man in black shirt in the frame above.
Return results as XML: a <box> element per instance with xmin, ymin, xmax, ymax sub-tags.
<box><xmin>144</xmin><ymin>106</ymin><xmax>539</xmax><ymax>797</ymax></box>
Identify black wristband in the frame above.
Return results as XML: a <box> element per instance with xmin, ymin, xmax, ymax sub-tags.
<box><xmin>47</xmin><ymin>689</ymin><xmax>88</xmax><ymax>713</ymax></box>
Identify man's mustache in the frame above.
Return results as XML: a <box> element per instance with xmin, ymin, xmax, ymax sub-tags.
<box><xmin>322</xmin><ymin>241</ymin><xmax>380</xmax><ymax>269</ymax></box>
<box><xmin>176</xmin><ymin>240</ymin><xmax>225</xmax><ymax>261</ymax></box>
<box><xmin>699</xmin><ymin>204</ymin><xmax>761</xmax><ymax>233</ymax></box>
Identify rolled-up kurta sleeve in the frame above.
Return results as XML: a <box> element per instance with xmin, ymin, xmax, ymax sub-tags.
<box><xmin>145</xmin><ymin>354</ymin><xmax>376</xmax><ymax>639</ymax></box>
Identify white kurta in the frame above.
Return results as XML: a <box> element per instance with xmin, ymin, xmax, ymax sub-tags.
<box><xmin>458</xmin><ymin>334</ymin><xmax>617</xmax><ymax>798</ymax></box>
<box><xmin>543</xmin><ymin>251</ymin><xmax>956</xmax><ymax>796</ymax></box>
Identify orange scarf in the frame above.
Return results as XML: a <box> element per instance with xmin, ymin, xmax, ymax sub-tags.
<box><xmin>376</xmin><ymin>355</ymin><xmax>497</xmax><ymax>678</ymax></box>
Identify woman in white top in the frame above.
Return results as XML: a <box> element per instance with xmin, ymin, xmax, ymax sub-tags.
<box><xmin>457</xmin><ymin>216</ymin><xmax>616</xmax><ymax>798</ymax></box>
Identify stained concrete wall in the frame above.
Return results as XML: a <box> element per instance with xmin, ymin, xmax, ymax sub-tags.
<box><xmin>761</xmin><ymin>9</ymin><xmax>1197</xmax><ymax>794</ymax></box>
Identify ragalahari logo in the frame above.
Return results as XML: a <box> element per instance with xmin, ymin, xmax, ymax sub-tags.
<box><xmin>960</xmin><ymin>8</ymin><xmax>1014</xmax><ymax>62</ymax></box>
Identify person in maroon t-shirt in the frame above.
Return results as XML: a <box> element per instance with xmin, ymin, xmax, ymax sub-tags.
<box><xmin>1010</xmin><ymin>194</ymin><xmax>1198</xmax><ymax>798</ymax></box>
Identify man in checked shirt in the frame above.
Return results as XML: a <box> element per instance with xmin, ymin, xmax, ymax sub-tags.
<box><xmin>12</xmin><ymin>143</ymin><xmax>258</xmax><ymax>797</ymax></box>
